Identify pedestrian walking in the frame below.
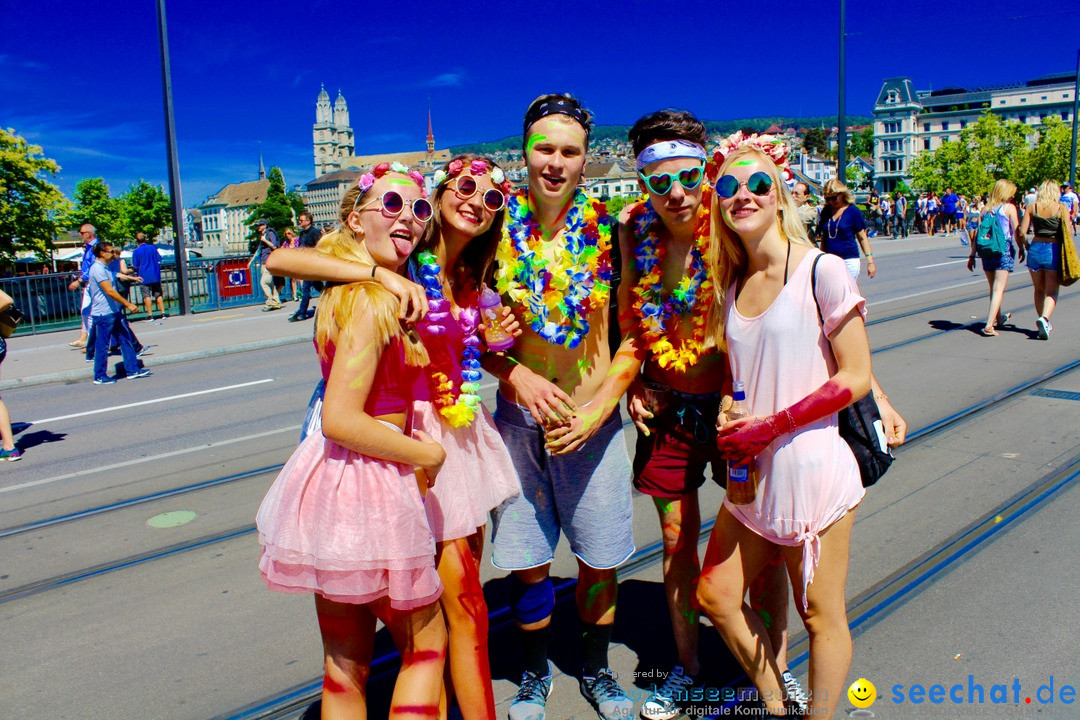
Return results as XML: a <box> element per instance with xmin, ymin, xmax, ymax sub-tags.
<box><xmin>818</xmin><ymin>178</ymin><xmax>876</xmax><ymax>279</ymax></box>
<box><xmin>67</xmin><ymin>224</ymin><xmax>99</xmax><ymax>348</ymax></box>
<box><xmin>288</xmin><ymin>212</ymin><xmax>323</xmax><ymax>322</ymax></box>
<box><xmin>132</xmin><ymin>232</ymin><xmax>166</xmax><ymax>320</ymax></box>
<box><xmin>893</xmin><ymin>191</ymin><xmax>908</xmax><ymax>238</ymax></box>
<box><xmin>0</xmin><ymin>288</ymin><xmax>21</xmax><ymax>461</ymax></box>
<box><xmin>255</xmin><ymin>166</ymin><xmax>448</xmax><ymax>719</ymax></box>
<box><xmin>792</xmin><ymin>182</ymin><xmax>819</xmax><ymax>245</ymax></box>
<box><xmin>253</xmin><ymin>219</ymin><xmax>282</xmax><ymax>311</ymax></box>
<box><xmin>1018</xmin><ymin>180</ymin><xmax>1069</xmax><ymax>340</ymax></box>
<box><xmin>87</xmin><ymin>242</ymin><xmax>150</xmax><ymax>384</ymax></box>
<box><xmin>967</xmin><ymin>179</ymin><xmax>1019</xmax><ymax>337</ymax></box>
<box><xmin>701</xmin><ymin>144</ymin><xmax>871</xmax><ymax>719</ymax></box>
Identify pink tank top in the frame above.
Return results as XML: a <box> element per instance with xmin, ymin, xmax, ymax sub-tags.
<box><xmin>410</xmin><ymin>311</ymin><xmax>466</xmax><ymax>402</ymax></box>
<box><xmin>318</xmin><ymin>337</ymin><xmax>418</xmax><ymax>416</ymax></box>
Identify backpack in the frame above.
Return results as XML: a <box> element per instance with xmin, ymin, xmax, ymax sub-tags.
<box><xmin>975</xmin><ymin>209</ymin><xmax>1009</xmax><ymax>259</ymax></box>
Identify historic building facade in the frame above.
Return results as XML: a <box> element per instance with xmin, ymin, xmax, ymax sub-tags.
<box><xmin>313</xmin><ymin>85</ymin><xmax>355</xmax><ymax>177</ymax></box>
<box><xmin>873</xmin><ymin>73</ymin><xmax>1076</xmax><ymax>191</ymax></box>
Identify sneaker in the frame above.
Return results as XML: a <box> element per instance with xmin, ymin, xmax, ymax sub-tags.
<box><xmin>580</xmin><ymin>668</ymin><xmax>633</xmax><ymax>719</ymax></box>
<box><xmin>128</xmin><ymin>368</ymin><xmax>152</xmax><ymax>379</ymax></box>
<box><xmin>782</xmin><ymin>671</ymin><xmax>809</xmax><ymax>713</ymax></box>
<box><xmin>640</xmin><ymin>665</ymin><xmax>696</xmax><ymax>720</ymax></box>
<box><xmin>287</xmin><ymin>313</ymin><xmax>306</xmax><ymax>322</ymax></box>
<box><xmin>960</xmin><ymin>237</ymin><xmax>969</xmax><ymax>246</ymax></box>
<box><xmin>0</xmin><ymin>447</ymin><xmax>22</xmax><ymax>461</ymax></box>
<box><xmin>508</xmin><ymin>666</ymin><xmax>553</xmax><ymax>720</ymax></box>
<box><xmin>137</xmin><ymin>346</ymin><xmax>152</xmax><ymax>357</ymax></box>
<box><xmin>93</xmin><ymin>377</ymin><xmax>117</xmax><ymax>385</ymax></box>
<box><xmin>1036</xmin><ymin>316</ymin><xmax>1050</xmax><ymax>340</ymax></box>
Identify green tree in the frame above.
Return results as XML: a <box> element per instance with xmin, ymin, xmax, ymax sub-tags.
<box><xmin>73</xmin><ymin>177</ymin><xmax>127</xmax><ymax>240</ymax></box>
<box><xmin>910</xmin><ymin>112</ymin><xmax>1030</xmax><ymax>197</ymax></box>
<box><xmin>847</xmin><ymin>126</ymin><xmax>875</xmax><ymax>159</ymax></box>
<box><xmin>604</xmin><ymin>195</ymin><xmax>633</xmax><ymax>219</ymax></box>
<box><xmin>1018</xmin><ymin>115</ymin><xmax>1073</xmax><ymax>192</ymax></box>
<box><xmin>286</xmin><ymin>188</ymin><xmax>306</xmax><ymax>221</ymax></box>
<box><xmin>246</xmin><ymin>166</ymin><xmax>293</xmax><ymax>253</ymax></box>
<box><xmin>803</xmin><ymin>127</ymin><xmax>828</xmax><ymax>155</ymax></box>
<box><xmin>121</xmin><ymin>180</ymin><xmax>172</xmax><ymax>239</ymax></box>
<box><xmin>0</xmin><ymin>127</ymin><xmax>70</xmax><ymax>262</ymax></box>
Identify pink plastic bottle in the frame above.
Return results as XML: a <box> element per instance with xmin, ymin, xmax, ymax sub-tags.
<box><xmin>479</xmin><ymin>286</ymin><xmax>514</xmax><ymax>352</ymax></box>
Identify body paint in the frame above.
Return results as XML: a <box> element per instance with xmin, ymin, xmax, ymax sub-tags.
<box><xmin>584</xmin><ymin>577</ymin><xmax>615</xmax><ymax>608</ymax></box>
<box><xmin>389</xmin><ymin>704</ymin><xmax>440</xmax><ymax>716</ymax></box>
<box><xmin>323</xmin><ymin>674</ymin><xmax>350</xmax><ymax>694</ymax></box>
<box><xmin>526</xmin><ymin>133</ymin><xmax>548</xmax><ymax>155</ymax></box>
<box><xmin>388</xmin><ymin>177</ymin><xmax>416</xmax><ymax>187</ymax></box>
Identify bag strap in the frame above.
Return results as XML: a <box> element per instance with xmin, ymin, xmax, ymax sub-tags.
<box><xmin>810</xmin><ymin>252</ymin><xmax>824</xmax><ymax>326</ymax></box>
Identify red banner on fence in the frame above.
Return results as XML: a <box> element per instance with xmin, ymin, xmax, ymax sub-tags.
<box><xmin>217</xmin><ymin>259</ymin><xmax>253</xmax><ymax>298</ymax></box>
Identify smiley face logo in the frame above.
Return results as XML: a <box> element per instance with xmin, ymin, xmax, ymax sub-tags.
<box><xmin>848</xmin><ymin>678</ymin><xmax>877</xmax><ymax>708</ymax></box>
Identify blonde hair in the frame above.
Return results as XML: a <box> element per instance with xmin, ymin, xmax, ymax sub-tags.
<box><xmin>705</xmin><ymin>146</ymin><xmax>813</xmax><ymax>351</ymax></box>
<box><xmin>313</xmin><ymin>179</ymin><xmax>428</xmax><ymax>367</ymax></box>
<box><xmin>986</xmin><ymin>178</ymin><xmax>1017</xmax><ymax>212</ymax></box>
<box><xmin>1036</xmin><ymin>179</ymin><xmax>1061</xmax><ymax>206</ymax></box>
<box><xmin>821</xmin><ymin>178</ymin><xmax>855</xmax><ymax>205</ymax></box>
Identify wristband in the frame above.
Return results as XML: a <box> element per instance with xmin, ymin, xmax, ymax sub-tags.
<box><xmin>865</xmin><ymin>253</ymin><xmax>874</xmax><ymax>258</ymax></box>
<box><xmin>370</xmin><ymin>265</ymin><xmax>377</xmax><ymax>279</ymax></box>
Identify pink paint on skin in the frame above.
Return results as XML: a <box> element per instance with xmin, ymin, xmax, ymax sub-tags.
<box><xmin>401</xmin><ymin>648</ymin><xmax>445</xmax><ymax>664</ymax></box>
<box><xmin>390</xmin><ymin>704</ymin><xmax>440</xmax><ymax>716</ymax></box>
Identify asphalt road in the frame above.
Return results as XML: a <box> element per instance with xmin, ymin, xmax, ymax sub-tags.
<box><xmin>0</xmin><ymin>243</ymin><xmax>1077</xmax><ymax>719</ymax></box>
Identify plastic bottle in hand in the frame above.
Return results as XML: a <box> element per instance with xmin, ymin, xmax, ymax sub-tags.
<box><xmin>478</xmin><ymin>285</ymin><xmax>514</xmax><ymax>351</ymax></box>
<box><xmin>725</xmin><ymin>380</ymin><xmax>759</xmax><ymax>505</ymax></box>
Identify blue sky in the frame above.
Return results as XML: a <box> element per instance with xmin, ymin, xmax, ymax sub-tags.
<box><xmin>2</xmin><ymin>0</ymin><xmax>1077</xmax><ymax>207</ymax></box>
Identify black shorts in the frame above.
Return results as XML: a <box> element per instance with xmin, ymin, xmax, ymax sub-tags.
<box><xmin>143</xmin><ymin>282</ymin><xmax>163</xmax><ymax>298</ymax></box>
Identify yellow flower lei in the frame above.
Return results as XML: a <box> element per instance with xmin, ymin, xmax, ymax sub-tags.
<box><xmin>629</xmin><ymin>186</ymin><xmax>714</xmax><ymax>372</ymax></box>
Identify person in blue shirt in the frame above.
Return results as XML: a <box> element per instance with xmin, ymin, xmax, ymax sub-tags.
<box><xmin>66</xmin><ymin>223</ymin><xmax>99</xmax><ymax>347</ymax></box>
<box><xmin>817</xmin><ymin>178</ymin><xmax>877</xmax><ymax>279</ymax></box>
<box><xmin>87</xmin><ymin>242</ymin><xmax>150</xmax><ymax>384</ymax></box>
<box><xmin>132</xmin><ymin>232</ymin><xmax>166</xmax><ymax>319</ymax></box>
<box><xmin>941</xmin><ymin>188</ymin><xmax>959</xmax><ymax>237</ymax></box>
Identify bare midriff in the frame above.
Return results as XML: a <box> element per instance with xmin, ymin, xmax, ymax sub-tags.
<box><xmin>498</xmin><ymin>303</ymin><xmax>612</xmax><ymax>406</ymax></box>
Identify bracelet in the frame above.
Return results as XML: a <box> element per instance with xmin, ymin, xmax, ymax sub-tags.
<box><xmin>767</xmin><ymin>408</ymin><xmax>797</xmax><ymax>437</ymax></box>
<box><xmin>865</xmin><ymin>253</ymin><xmax>874</xmax><ymax>258</ymax></box>
<box><xmin>370</xmin><ymin>265</ymin><xmax>377</xmax><ymax>279</ymax></box>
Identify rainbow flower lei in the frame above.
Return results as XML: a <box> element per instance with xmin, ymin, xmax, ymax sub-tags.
<box><xmin>416</xmin><ymin>251</ymin><xmax>483</xmax><ymax>428</ymax></box>
<box><xmin>629</xmin><ymin>185</ymin><xmax>714</xmax><ymax>372</ymax></box>
<box><xmin>494</xmin><ymin>188</ymin><xmax>613</xmax><ymax>349</ymax></box>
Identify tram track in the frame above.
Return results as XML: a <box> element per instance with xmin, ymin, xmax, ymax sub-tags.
<box><xmin>209</xmin><ymin>358</ymin><xmax>1080</xmax><ymax>720</ymax></box>
<box><xmin>7</xmin><ymin>280</ymin><xmax>1070</xmax><ymax>544</ymax></box>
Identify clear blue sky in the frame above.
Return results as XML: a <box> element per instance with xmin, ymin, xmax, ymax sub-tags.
<box><xmin>2</xmin><ymin>0</ymin><xmax>1077</xmax><ymax>206</ymax></box>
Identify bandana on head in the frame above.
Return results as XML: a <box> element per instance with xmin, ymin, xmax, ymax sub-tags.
<box><xmin>635</xmin><ymin>140</ymin><xmax>707</xmax><ymax>172</ymax></box>
<box><xmin>522</xmin><ymin>98</ymin><xmax>591</xmax><ymax>142</ymax></box>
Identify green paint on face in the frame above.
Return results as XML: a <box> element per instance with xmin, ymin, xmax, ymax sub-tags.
<box><xmin>388</xmin><ymin>178</ymin><xmax>414</xmax><ymax>186</ymax></box>
<box><xmin>526</xmin><ymin>134</ymin><xmax>548</xmax><ymax>155</ymax></box>
<box><xmin>585</xmin><ymin>578</ymin><xmax>614</xmax><ymax>607</ymax></box>
<box><xmin>733</xmin><ymin>160</ymin><xmax>755</xmax><ymax>167</ymax></box>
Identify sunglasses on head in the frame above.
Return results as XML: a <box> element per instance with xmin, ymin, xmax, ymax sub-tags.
<box><xmin>638</xmin><ymin>164</ymin><xmax>705</xmax><ymax>195</ymax></box>
<box><xmin>449</xmin><ymin>175</ymin><xmax>505</xmax><ymax>212</ymax></box>
<box><xmin>356</xmin><ymin>191</ymin><xmax>433</xmax><ymax>223</ymax></box>
<box><xmin>714</xmin><ymin>171</ymin><xmax>774</xmax><ymax>199</ymax></box>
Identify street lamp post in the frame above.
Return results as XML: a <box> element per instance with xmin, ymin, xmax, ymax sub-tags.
<box><xmin>837</xmin><ymin>0</ymin><xmax>847</xmax><ymax>184</ymax></box>
<box><xmin>1070</xmin><ymin>48</ymin><xmax>1079</xmax><ymax>188</ymax></box>
<box><xmin>156</xmin><ymin>0</ymin><xmax>190</xmax><ymax>315</ymax></box>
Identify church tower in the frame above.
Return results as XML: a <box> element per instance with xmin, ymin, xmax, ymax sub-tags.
<box><xmin>313</xmin><ymin>84</ymin><xmax>338</xmax><ymax>177</ymax></box>
<box><xmin>334</xmin><ymin>90</ymin><xmax>355</xmax><ymax>160</ymax></box>
<box><xmin>426</xmin><ymin>105</ymin><xmax>435</xmax><ymax>166</ymax></box>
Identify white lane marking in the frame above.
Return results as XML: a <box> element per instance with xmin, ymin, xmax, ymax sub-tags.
<box><xmin>27</xmin><ymin>379</ymin><xmax>275</xmax><ymax>425</ymax></box>
<box><xmin>915</xmin><ymin>259</ymin><xmax>969</xmax><ymax>269</ymax></box>
<box><xmin>867</xmin><ymin>279</ymin><xmax>984</xmax><ymax>306</ymax></box>
<box><xmin>0</xmin><ymin>425</ymin><xmax>300</xmax><ymax>495</ymax></box>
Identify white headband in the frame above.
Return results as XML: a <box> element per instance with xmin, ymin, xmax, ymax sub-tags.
<box><xmin>635</xmin><ymin>140</ymin><xmax>707</xmax><ymax>172</ymax></box>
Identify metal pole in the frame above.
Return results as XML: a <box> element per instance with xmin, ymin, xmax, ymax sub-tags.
<box><xmin>1070</xmin><ymin>48</ymin><xmax>1079</xmax><ymax>188</ymax></box>
<box><xmin>837</xmin><ymin>0</ymin><xmax>847</xmax><ymax>183</ymax></box>
<box><xmin>156</xmin><ymin>0</ymin><xmax>190</xmax><ymax>315</ymax></box>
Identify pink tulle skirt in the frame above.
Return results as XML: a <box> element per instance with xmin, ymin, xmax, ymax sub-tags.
<box><xmin>413</xmin><ymin>400</ymin><xmax>520</xmax><ymax>543</ymax></box>
<box><xmin>256</xmin><ymin>430</ymin><xmax>442</xmax><ymax>611</ymax></box>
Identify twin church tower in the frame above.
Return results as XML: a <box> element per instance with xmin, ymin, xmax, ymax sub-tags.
<box><xmin>312</xmin><ymin>84</ymin><xmax>441</xmax><ymax>179</ymax></box>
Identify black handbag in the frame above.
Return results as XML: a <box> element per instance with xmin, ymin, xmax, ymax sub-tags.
<box><xmin>810</xmin><ymin>254</ymin><xmax>894</xmax><ymax>487</ymax></box>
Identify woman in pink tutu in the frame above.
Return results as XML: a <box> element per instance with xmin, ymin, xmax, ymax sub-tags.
<box><xmin>267</xmin><ymin>155</ymin><xmax>521</xmax><ymax>720</ymax></box>
<box><xmin>256</xmin><ymin>164</ymin><xmax>448</xmax><ymax>719</ymax></box>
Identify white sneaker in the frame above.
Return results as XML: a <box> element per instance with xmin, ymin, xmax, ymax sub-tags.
<box><xmin>640</xmin><ymin>665</ymin><xmax>696</xmax><ymax>720</ymax></box>
<box><xmin>1036</xmin><ymin>316</ymin><xmax>1049</xmax><ymax>340</ymax></box>
<box><xmin>782</xmin><ymin>671</ymin><xmax>809</xmax><ymax>712</ymax></box>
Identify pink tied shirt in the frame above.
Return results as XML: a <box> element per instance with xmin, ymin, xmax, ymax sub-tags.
<box><xmin>723</xmin><ymin>250</ymin><xmax>866</xmax><ymax>610</ymax></box>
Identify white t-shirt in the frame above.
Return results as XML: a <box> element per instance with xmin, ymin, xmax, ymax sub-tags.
<box><xmin>724</xmin><ymin>250</ymin><xmax>866</xmax><ymax>608</ymax></box>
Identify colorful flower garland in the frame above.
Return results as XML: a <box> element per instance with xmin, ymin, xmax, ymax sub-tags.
<box><xmin>494</xmin><ymin>188</ymin><xmax>613</xmax><ymax>349</ymax></box>
<box><xmin>433</xmin><ymin>157</ymin><xmax>512</xmax><ymax>195</ymax></box>
<box><xmin>628</xmin><ymin>185</ymin><xmax>714</xmax><ymax>372</ymax></box>
<box><xmin>416</xmin><ymin>251</ymin><xmax>483</xmax><ymax>427</ymax></box>
<box><xmin>357</xmin><ymin>161</ymin><xmax>427</xmax><ymax>197</ymax></box>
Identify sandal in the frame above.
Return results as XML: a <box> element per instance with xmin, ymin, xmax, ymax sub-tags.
<box><xmin>980</xmin><ymin>327</ymin><xmax>999</xmax><ymax>337</ymax></box>
<box><xmin>69</xmin><ymin>340</ymin><xmax>87</xmax><ymax>348</ymax></box>
<box><xmin>995</xmin><ymin>312</ymin><xmax>1012</xmax><ymax>328</ymax></box>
